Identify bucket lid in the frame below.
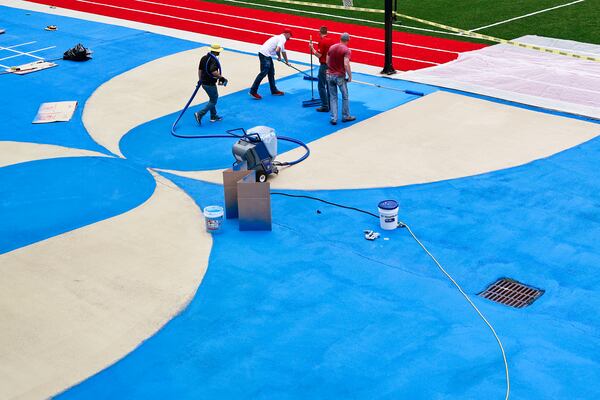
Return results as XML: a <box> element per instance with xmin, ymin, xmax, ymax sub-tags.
<box><xmin>378</xmin><ymin>200</ymin><xmax>398</xmax><ymax>210</ymax></box>
<box><xmin>203</xmin><ymin>205</ymin><xmax>224</xmax><ymax>218</ymax></box>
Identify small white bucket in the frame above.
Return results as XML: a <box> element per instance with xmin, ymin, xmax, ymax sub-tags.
<box><xmin>203</xmin><ymin>205</ymin><xmax>224</xmax><ymax>233</ymax></box>
<box><xmin>378</xmin><ymin>200</ymin><xmax>399</xmax><ymax>230</ymax></box>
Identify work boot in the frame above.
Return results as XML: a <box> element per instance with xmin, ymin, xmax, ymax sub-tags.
<box><xmin>194</xmin><ymin>111</ymin><xmax>202</xmax><ymax>125</ymax></box>
<box><xmin>342</xmin><ymin>116</ymin><xmax>356</xmax><ymax>122</ymax></box>
<box><xmin>249</xmin><ymin>92</ymin><xmax>262</xmax><ymax>100</ymax></box>
<box><xmin>330</xmin><ymin>119</ymin><xmax>337</xmax><ymax>125</ymax></box>
<box><xmin>272</xmin><ymin>91</ymin><xmax>285</xmax><ymax>96</ymax></box>
<box><xmin>210</xmin><ymin>115</ymin><xmax>223</xmax><ymax>123</ymax></box>
<box><xmin>316</xmin><ymin>107</ymin><xmax>329</xmax><ymax>112</ymax></box>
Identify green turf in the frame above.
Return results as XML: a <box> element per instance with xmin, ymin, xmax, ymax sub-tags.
<box><xmin>210</xmin><ymin>0</ymin><xmax>600</xmax><ymax>45</ymax></box>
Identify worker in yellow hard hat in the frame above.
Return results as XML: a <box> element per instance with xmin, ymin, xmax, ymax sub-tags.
<box><xmin>195</xmin><ymin>44</ymin><xmax>228</xmax><ymax>125</ymax></box>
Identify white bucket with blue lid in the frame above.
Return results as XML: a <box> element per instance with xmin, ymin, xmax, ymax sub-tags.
<box><xmin>378</xmin><ymin>200</ymin><xmax>399</xmax><ymax>230</ymax></box>
<box><xmin>203</xmin><ymin>205</ymin><xmax>224</xmax><ymax>233</ymax></box>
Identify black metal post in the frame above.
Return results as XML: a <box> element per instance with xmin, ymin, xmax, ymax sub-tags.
<box><xmin>381</xmin><ymin>0</ymin><xmax>396</xmax><ymax>75</ymax></box>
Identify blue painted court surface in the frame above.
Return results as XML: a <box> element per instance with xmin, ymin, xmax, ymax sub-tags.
<box><xmin>123</xmin><ymin>74</ymin><xmax>433</xmax><ymax>171</ymax></box>
<box><xmin>1</xmin><ymin>6</ymin><xmax>599</xmax><ymax>400</ymax></box>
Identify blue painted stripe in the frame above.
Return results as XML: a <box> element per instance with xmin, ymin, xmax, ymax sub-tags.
<box><xmin>0</xmin><ymin>156</ymin><xmax>155</xmax><ymax>254</ymax></box>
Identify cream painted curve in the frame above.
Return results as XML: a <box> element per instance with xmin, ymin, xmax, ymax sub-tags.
<box><xmin>0</xmin><ymin>141</ymin><xmax>107</xmax><ymax>168</ymax></box>
<box><xmin>161</xmin><ymin>91</ymin><xmax>600</xmax><ymax>190</ymax></box>
<box><xmin>0</xmin><ymin>172</ymin><xmax>211</xmax><ymax>400</ymax></box>
<box><xmin>83</xmin><ymin>47</ymin><xmax>301</xmax><ymax>157</ymax></box>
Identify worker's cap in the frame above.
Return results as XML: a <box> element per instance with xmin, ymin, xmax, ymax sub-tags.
<box><xmin>210</xmin><ymin>44</ymin><xmax>224</xmax><ymax>53</ymax></box>
<box><xmin>283</xmin><ymin>28</ymin><xmax>293</xmax><ymax>37</ymax></box>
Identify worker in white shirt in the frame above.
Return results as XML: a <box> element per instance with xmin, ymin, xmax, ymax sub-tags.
<box><xmin>249</xmin><ymin>28</ymin><xmax>292</xmax><ymax>100</ymax></box>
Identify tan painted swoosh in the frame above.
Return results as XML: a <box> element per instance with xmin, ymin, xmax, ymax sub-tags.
<box><xmin>160</xmin><ymin>91</ymin><xmax>600</xmax><ymax>189</ymax></box>
<box><xmin>0</xmin><ymin>141</ymin><xmax>108</xmax><ymax>168</ymax></box>
<box><xmin>0</xmin><ymin>172</ymin><xmax>210</xmax><ymax>400</ymax></box>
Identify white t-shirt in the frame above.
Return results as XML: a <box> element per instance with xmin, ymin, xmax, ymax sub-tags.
<box><xmin>259</xmin><ymin>34</ymin><xmax>287</xmax><ymax>58</ymax></box>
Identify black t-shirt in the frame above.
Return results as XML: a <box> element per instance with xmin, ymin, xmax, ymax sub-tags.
<box><xmin>199</xmin><ymin>54</ymin><xmax>220</xmax><ymax>86</ymax></box>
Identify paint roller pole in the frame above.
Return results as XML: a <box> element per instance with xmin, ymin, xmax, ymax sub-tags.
<box><xmin>278</xmin><ymin>62</ymin><xmax>421</xmax><ymax>98</ymax></box>
<box><xmin>382</xmin><ymin>0</ymin><xmax>396</xmax><ymax>75</ymax></box>
<box><xmin>281</xmin><ymin>60</ymin><xmax>310</xmax><ymax>77</ymax></box>
<box><xmin>351</xmin><ymin>79</ymin><xmax>424</xmax><ymax>96</ymax></box>
<box><xmin>280</xmin><ymin>62</ymin><xmax>423</xmax><ymax>96</ymax></box>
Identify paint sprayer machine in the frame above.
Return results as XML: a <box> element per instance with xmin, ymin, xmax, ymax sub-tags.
<box><xmin>228</xmin><ymin>125</ymin><xmax>310</xmax><ymax>182</ymax></box>
<box><xmin>230</xmin><ymin>126</ymin><xmax>279</xmax><ymax>182</ymax></box>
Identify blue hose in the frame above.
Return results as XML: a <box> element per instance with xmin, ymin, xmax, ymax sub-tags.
<box><xmin>274</xmin><ymin>135</ymin><xmax>310</xmax><ymax>166</ymax></box>
<box><xmin>171</xmin><ymin>82</ymin><xmax>310</xmax><ymax>166</ymax></box>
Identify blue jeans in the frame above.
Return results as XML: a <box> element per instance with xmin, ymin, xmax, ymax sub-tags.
<box><xmin>318</xmin><ymin>63</ymin><xmax>329</xmax><ymax>108</ymax></box>
<box><xmin>197</xmin><ymin>84</ymin><xmax>218</xmax><ymax>119</ymax></box>
<box><xmin>250</xmin><ymin>53</ymin><xmax>278</xmax><ymax>94</ymax></box>
<box><xmin>327</xmin><ymin>75</ymin><xmax>350</xmax><ymax>122</ymax></box>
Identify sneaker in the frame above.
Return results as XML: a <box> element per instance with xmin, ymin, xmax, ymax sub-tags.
<box><xmin>194</xmin><ymin>112</ymin><xmax>202</xmax><ymax>125</ymax></box>
<box><xmin>330</xmin><ymin>119</ymin><xmax>337</xmax><ymax>125</ymax></box>
<box><xmin>249</xmin><ymin>92</ymin><xmax>262</xmax><ymax>100</ymax></box>
<box><xmin>210</xmin><ymin>115</ymin><xmax>223</xmax><ymax>123</ymax></box>
<box><xmin>316</xmin><ymin>107</ymin><xmax>329</xmax><ymax>112</ymax></box>
<box><xmin>271</xmin><ymin>91</ymin><xmax>285</xmax><ymax>96</ymax></box>
<box><xmin>342</xmin><ymin>116</ymin><xmax>356</xmax><ymax>122</ymax></box>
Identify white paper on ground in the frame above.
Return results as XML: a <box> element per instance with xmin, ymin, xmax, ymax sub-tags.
<box><xmin>32</xmin><ymin>101</ymin><xmax>78</xmax><ymax>123</ymax></box>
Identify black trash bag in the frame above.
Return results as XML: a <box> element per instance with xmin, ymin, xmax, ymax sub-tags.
<box><xmin>63</xmin><ymin>43</ymin><xmax>92</xmax><ymax>61</ymax></box>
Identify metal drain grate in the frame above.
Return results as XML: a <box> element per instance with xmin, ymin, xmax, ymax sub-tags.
<box><xmin>479</xmin><ymin>278</ymin><xmax>544</xmax><ymax>308</ymax></box>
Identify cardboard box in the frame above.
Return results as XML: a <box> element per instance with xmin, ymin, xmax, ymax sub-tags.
<box><xmin>223</xmin><ymin>168</ymin><xmax>254</xmax><ymax>219</ymax></box>
<box><xmin>223</xmin><ymin>169</ymin><xmax>272</xmax><ymax>231</ymax></box>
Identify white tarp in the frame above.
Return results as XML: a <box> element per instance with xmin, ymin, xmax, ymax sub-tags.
<box><xmin>401</xmin><ymin>35</ymin><xmax>600</xmax><ymax>120</ymax></box>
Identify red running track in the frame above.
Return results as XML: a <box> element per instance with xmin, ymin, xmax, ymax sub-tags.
<box><xmin>27</xmin><ymin>0</ymin><xmax>486</xmax><ymax>70</ymax></box>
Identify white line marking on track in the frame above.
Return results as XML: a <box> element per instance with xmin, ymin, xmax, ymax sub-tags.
<box><xmin>136</xmin><ymin>0</ymin><xmax>459</xmax><ymax>55</ymax></box>
<box><xmin>77</xmin><ymin>0</ymin><xmax>438</xmax><ymax>65</ymax></box>
<box><xmin>222</xmin><ymin>0</ymin><xmax>469</xmax><ymax>39</ymax></box>
<box><xmin>0</xmin><ymin>63</ymin><xmax>9</xmax><ymax>68</ymax></box>
<box><xmin>471</xmin><ymin>0</ymin><xmax>585</xmax><ymax>32</ymax></box>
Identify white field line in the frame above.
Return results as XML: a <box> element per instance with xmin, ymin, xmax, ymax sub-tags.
<box><xmin>3</xmin><ymin>41</ymin><xmax>37</xmax><ymax>49</ymax></box>
<box><xmin>137</xmin><ymin>0</ymin><xmax>459</xmax><ymax>55</ymax></box>
<box><xmin>77</xmin><ymin>0</ymin><xmax>438</xmax><ymax>64</ymax></box>
<box><xmin>0</xmin><ymin>52</ymin><xmax>32</xmax><ymax>62</ymax></box>
<box><xmin>0</xmin><ymin>45</ymin><xmax>56</xmax><ymax>61</ymax></box>
<box><xmin>0</xmin><ymin>44</ymin><xmax>44</xmax><ymax>59</ymax></box>
<box><xmin>471</xmin><ymin>0</ymin><xmax>585</xmax><ymax>32</ymax></box>
<box><xmin>222</xmin><ymin>0</ymin><xmax>469</xmax><ymax>39</ymax></box>
<box><xmin>0</xmin><ymin>63</ymin><xmax>9</xmax><ymax>68</ymax></box>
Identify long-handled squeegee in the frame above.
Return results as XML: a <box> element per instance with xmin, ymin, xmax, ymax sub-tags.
<box><xmin>281</xmin><ymin>60</ymin><xmax>425</xmax><ymax>97</ymax></box>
